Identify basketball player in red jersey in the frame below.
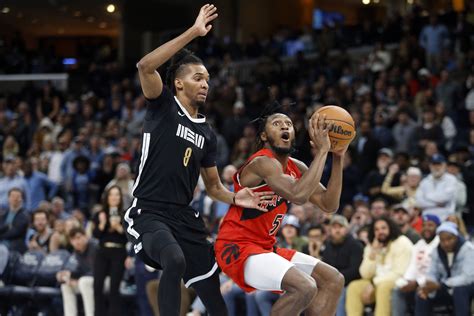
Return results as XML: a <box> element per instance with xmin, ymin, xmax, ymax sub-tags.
<box><xmin>215</xmin><ymin>112</ymin><xmax>346</xmax><ymax>315</ymax></box>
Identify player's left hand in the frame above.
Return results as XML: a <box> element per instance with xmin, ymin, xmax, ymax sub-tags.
<box><xmin>193</xmin><ymin>4</ymin><xmax>218</xmax><ymax>37</ymax></box>
<box><xmin>332</xmin><ymin>140</ymin><xmax>352</xmax><ymax>157</ymax></box>
<box><xmin>234</xmin><ymin>188</ymin><xmax>274</xmax><ymax>212</ymax></box>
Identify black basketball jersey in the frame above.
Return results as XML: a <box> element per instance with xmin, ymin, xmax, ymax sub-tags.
<box><xmin>131</xmin><ymin>87</ymin><xmax>217</xmax><ymax>210</ymax></box>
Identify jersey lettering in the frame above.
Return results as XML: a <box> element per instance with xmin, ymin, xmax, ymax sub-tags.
<box><xmin>176</xmin><ymin>123</ymin><xmax>205</xmax><ymax>149</ymax></box>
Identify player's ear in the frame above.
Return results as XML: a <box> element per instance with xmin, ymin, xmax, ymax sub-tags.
<box><xmin>175</xmin><ymin>78</ymin><xmax>183</xmax><ymax>91</ymax></box>
<box><xmin>260</xmin><ymin>132</ymin><xmax>268</xmax><ymax>142</ymax></box>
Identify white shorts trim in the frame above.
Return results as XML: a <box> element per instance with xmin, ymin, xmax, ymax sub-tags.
<box><xmin>244</xmin><ymin>252</ymin><xmax>320</xmax><ymax>291</ymax></box>
<box><xmin>184</xmin><ymin>262</ymin><xmax>218</xmax><ymax>288</ymax></box>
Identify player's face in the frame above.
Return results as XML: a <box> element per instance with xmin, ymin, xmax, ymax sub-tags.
<box><xmin>175</xmin><ymin>64</ymin><xmax>209</xmax><ymax>107</ymax></box>
<box><xmin>262</xmin><ymin>114</ymin><xmax>295</xmax><ymax>155</ymax></box>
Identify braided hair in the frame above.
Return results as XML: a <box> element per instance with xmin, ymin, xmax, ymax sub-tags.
<box><xmin>165</xmin><ymin>49</ymin><xmax>203</xmax><ymax>94</ymax></box>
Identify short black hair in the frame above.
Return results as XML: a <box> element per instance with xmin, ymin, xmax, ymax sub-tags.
<box><xmin>69</xmin><ymin>227</ymin><xmax>86</xmax><ymax>239</ymax></box>
<box><xmin>32</xmin><ymin>209</ymin><xmax>49</xmax><ymax>222</ymax></box>
<box><xmin>307</xmin><ymin>224</ymin><xmax>326</xmax><ymax>235</ymax></box>
<box><xmin>8</xmin><ymin>187</ymin><xmax>24</xmax><ymax>200</ymax></box>
<box><xmin>165</xmin><ymin>48</ymin><xmax>203</xmax><ymax>94</ymax></box>
<box><xmin>368</xmin><ymin>215</ymin><xmax>401</xmax><ymax>243</ymax></box>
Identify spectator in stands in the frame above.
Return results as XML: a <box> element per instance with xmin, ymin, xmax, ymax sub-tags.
<box><xmin>382</xmin><ymin>165</ymin><xmax>421</xmax><ymax>207</ymax></box>
<box><xmin>349</xmin><ymin>204</ymin><xmax>372</xmax><ymax>237</ymax></box>
<box><xmin>47</xmin><ymin>133</ymin><xmax>70</xmax><ymax>184</ymax></box>
<box><xmin>354</xmin><ymin>120</ymin><xmax>381</xmax><ymax>175</ymax></box>
<box><xmin>366</xmin><ymin>41</ymin><xmax>392</xmax><ymax>75</ymax></box>
<box><xmin>340</xmin><ymin>150</ymin><xmax>361</xmax><ymax>206</ymax></box>
<box><xmin>104</xmin><ymin>162</ymin><xmax>134</xmax><ymax>208</ymax></box>
<box><xmin>92</xmin><ymin>185</ymin><xmax>128</xmax><ymax>316</ymax></box>
<box><xmin>213</xmin><ymin>165</ymin><xmax>237</xmax><ymax>221</ymax></box>
<box><xmin>413</xmin><ymin>108</ymin><xmax>445</xmax><ymax>153</ymax></box>
<box><xmin>391</xmin><ymin>214</ymin><xmax>440</xmax><ymax>316</ymax></box>
<box><xmin>0</xmin><ymin>188</ymin><xmax>29</xmax><ymax>253</ymax></box>
<box><xmin>419</xmin><ymin>14</ymin><xmax>449</xmax><ymax>72</ymax></box>
<box><xmin>446</xmin><ymin>161</ymin><xmax>467</xmax><ymax>214</ymax></box>
<box><xmin>435</xmin><ymin>102</ymin><xmax>457</xmax><ymax>151</ymax></box>
<box><xmin>363</xmin><ymin>149</ymin><xmax>393</xmax><ymax>200</ymax></box>
<box><xmin>57</xmin><ymin>227</ymin><xmax>96</xmax><ymax>316</ymax></box>
<box><xmin>416</xmin><ymin>154</ymin><xmax>457</xmax><ymax>220</ymax></box>
<box><xmin>415</xmin><ymin>221</ymin><xmax>474</xmax><ymax>316</ymax></box>
<box><xmin>278</xmin><ymin>214</ymin><xmax>307</xmax><ymax>252</ymax></box>
<box><xmin>391</xmin><ymin>205</ymin><xmax>421</xmax><ymax>244</ymax></box>
<box><xmin>60</xmin><ymin>135</ymin><xmax>90</xmax><ymax>187</ymax></box>
<box><xmin>87</xmin><ymin>136</ymin><xmax>104</xmax><ymax>173</ymax></box>
<box><xmin>0</xmin><ymin>155</ymin><xmax>29</xmax><ymax>211</ymax></box>
<box><xmin>70</xmin><ymin>155</ymin><xmax>94</xmax><ymax>213</ymax></box>
<box><xmin>372</xmin><ymin>111</ymin><xmax>393</xmax><ymax>148</ymax></box>
<box><xmin>446</xmin><ymin>214</ymin><xmax>470</xmax><ymax>239</ymax></box>
<box><xmin>370</xmin><ymin>197</ymin><xmax>389</xmax><ymax>219</ymax></box>
<box><xmin>51</xmin><ymin>196</ymin><xmax>70</xmax><ymax>221</ymax></box>
<box><xmin>320</xmin><ymin>215</ymin><xmax>364</xmax><ymax>316</ymax></box>
<box><xmin>346</xmin><ymin>216</ymin><xmax>413</xmax><ymax>316</ymax></box>
<box><xmin>303</xmin><ymin>224</ymin><xmax>326</xmax><ymax>259</ymax></box>
<box><xmin>28</xmin><ymin>209</ymin><xmax>53</xmax><ymax>253</ymax></box>
<box><xmin>23</xmin><ymin>157</ymin><xmax>57</xmax><ymax>211</ymax></box>
<box><xmin>49</xmin><ymin>217</ymin><xmax>81</xmax><ymax>252</ymax></box>
<box><xmin>393</xmin><ymin>109</ymin><xmax>417</xmax><ymax>154</ymax></box>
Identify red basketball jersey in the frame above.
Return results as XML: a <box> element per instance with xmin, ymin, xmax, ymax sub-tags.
<box><xmin>217</xmin><ymin>148</ymin><xmax>302</xmax><ymax>250</ymax></box>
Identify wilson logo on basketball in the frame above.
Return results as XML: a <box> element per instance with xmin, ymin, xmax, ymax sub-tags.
<box><xmin>221</xmin><ymin>243</ymin><xmax>240</xmax><ymax>264</ymax></box>
<box><xmin>330</xmin><ymin>125</ymin><xmax>352</xmax><ymax>137</ymax></box>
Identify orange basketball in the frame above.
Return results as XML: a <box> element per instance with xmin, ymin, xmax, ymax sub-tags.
<box><xmin>316</xmin><ymin>105</ymin><xmax>356</xmax><ymax>152</ymax></box>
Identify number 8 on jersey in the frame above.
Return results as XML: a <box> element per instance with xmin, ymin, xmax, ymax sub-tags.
<box><xmin>183</xmin><ymin>147</ymin><xmax>193</xmax><ymax>167</ymax></box>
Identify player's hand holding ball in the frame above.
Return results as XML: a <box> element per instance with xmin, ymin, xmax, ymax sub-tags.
<box><xmin>308</xmin><ymin>112</ymin><xmax>333</xmax><ymax>153</ymax></box>
<box><xmin>193</xmin><ymin>4</ymin><xmax>218</xmax><ymax>37</ymax></box>
<box><xmin>314</xmin><ymin>105</ymin><xmax>356</xmax><ymax>155</ymax></box>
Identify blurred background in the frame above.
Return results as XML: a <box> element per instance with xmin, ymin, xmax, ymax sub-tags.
<box><xmin>0</xmin><ymin>0</ymin><xmax>473</xmax><ymax>315</ymax></box>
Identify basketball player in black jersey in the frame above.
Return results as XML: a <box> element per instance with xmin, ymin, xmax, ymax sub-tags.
<box><xmin>123</xmin><ymin>4</ymin><xmax>270</xmax><ymax>316</ymax></box>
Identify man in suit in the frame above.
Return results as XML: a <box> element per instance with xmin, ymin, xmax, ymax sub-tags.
<box><xmin>0</xmin><ymin>188</ymin><xmax>29</xmax><ymax>253</ymax></box>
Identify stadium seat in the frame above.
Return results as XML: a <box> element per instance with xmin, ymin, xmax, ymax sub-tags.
<box><xmin>0</xmin><ymin>251</ymin><xmax>44</xmax><ymax>298</ymax></box>
<box><xmin>0</xmin><ymin>251</ymin><xmax>21</xmax><ymax>285</ymax></box>
<box><xmin>35</xmin><ymin>250</ymin><xmax>71</xmax><ymax>287</ymax></box>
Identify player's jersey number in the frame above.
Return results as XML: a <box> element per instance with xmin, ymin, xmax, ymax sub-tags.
<box><xmin>183</xmin><ymin>147</ymin><xmax>193</xmax><ymax>167</ymax></box>
<box><xmin>269</xmin><ymin>214</ymin><xmax>284</xmax><ymax>235</ymax></box>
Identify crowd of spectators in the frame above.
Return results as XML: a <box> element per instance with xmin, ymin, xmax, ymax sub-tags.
<box><xmin>1</xmin><ymin>3</ymin><xmax>474</xmax><ymax>316</ymax></box>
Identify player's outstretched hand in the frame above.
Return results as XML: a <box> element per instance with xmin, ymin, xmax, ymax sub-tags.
<box><xmin>234</xmin><ymin>188</ymin><xmax>274</xmax><ymax>212</ymax></box>
<box><xmin>193</xmin><ymin>4</ymin><xmax>218</xmax><ymax>37</ymax></box>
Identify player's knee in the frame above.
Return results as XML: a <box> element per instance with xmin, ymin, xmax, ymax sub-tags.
<box><xmin>162</xmin><ymin>246</ymin><xmax>186</xmax><ymax>274</ymax></box>
<box><xmin>300</xmin><ymin>277</ymin><xmax>318</xmax><ymax>306</ymax></box>
<box><xmin>333</xmin><ymin>271</ymin><xmax>345</xmax><ymax>293</ymax></box>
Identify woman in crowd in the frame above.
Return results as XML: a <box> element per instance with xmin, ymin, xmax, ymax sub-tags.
<box><xmin>92</xmin><ymin>185</ymin><xmax>128</xmax><ymax>316</ymax></box>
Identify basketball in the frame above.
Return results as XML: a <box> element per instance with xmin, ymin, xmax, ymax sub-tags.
<box><xmin>316</xmin><ymin>105</ymin><xmax>356</xmax><ymax>152</ymax></box>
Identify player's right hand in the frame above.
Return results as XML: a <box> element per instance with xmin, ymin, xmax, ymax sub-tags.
<box><xmin>309</xmin><ymin>113</ymin><xmax>332</xmax><ymax>153</ymax></box>
<box><xmin>193</xmin><ymin>4</ymin><xmax>218</xmax><ymax>37</ymax></box>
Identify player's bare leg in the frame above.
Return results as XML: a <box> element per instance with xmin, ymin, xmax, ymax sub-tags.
<box><xmin>304</xmin><ymin>262</ymin><xmax>344</xmax><ymax>316</ymax></box>
<box><xmin>270</xmin><ymin>267</ymin><xmax>318</xmax><ymax>316</ymax></box>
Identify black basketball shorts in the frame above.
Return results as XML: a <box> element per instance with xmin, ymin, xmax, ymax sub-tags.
<box><xmin>123</xmin><ymin>204</ymin><xmax>217</xmax><ymax>288</ymax></box>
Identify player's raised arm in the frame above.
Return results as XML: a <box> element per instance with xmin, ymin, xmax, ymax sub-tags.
<box><xmin>249</xmin><ymin>114</ymin><xmax>332</xmax><ymax>205</ymax></box>
<box><xmin>136</xmin><ymin>4</ymin><xmax>218</xmax><ymax>99</ymax></box>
